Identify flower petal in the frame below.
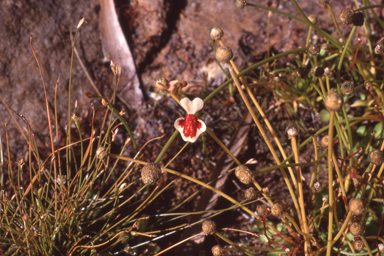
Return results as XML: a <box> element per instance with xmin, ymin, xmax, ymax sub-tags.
<box><xmin>174</xmin><ymin>117</ymin><xmax>185</xmax><ymax>132</ymax></box>
<box><xmin>192</xmin><ymin>98</ymin><xmax>204</xmax><ymax>114</ymax></box>
<box><xmin>168</xmin><ymin>80</ymin><xmax>178</xmax><ymax>92</ymax></box>
<box><xmin>180</xmin><ymin>97</ymin><xmax>194</xmax><ymax>114</ymax></box>
<box><xmin>197</xmin><ymin>119</ymin><xmax>206</xmax><ymax>132</ymax></box>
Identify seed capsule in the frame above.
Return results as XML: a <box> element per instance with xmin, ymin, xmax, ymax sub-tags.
<box><xmin>339</xmin><ymin>9</ymin><xmax>355</xmax><ymax>25</ymax></box>
<box><xmin>307</xmin><ymin>128</ymin><xmax>316</xmax><ymax>136</ymax></box>
<box><xmin>308</xmin><ymin>44</ymin><xmax>320</xmax><ymax>56</ymax></box>
<box><xmin>236</xmin><ymin>0</ymin><xmax>246</xmax><ymax>9</ymax></box>
<box><xmin>314</xmin><ymin>181</ymin><xmax>322</xmax><ymax>191</ymax></box>
<box><xmin>325</xmin><ymin>89</ymin><xmax>342</xmax><ymax>112</ymax></box>
<box><xmin>321</xmin><ymin>135</ymin><xmax>329</xmax><ymax>148</ymax></box>
<box><xmin>375</xmin><ymin>38</ymin><xmax>384</xmax><ymax>54</ymax></box>
<box><xmin>369</xmin><ymin>149</ymin><xmax>384</xmax><ymax>166</ymax></box>
<box><xmin>352</xmin><ymin>11</ymin><xmax>365</xmax><ymax>26</ymax></box>
<box><xmin>212</xmin><ymin>245</ymin><xmax>223</xmax><ymax>256</ymax></box>
<box><xmin>312</xmin><ymin>66</ymin><xmax>324</xmax><ymax>77</ymax></box>
<box><xmin>349</xmin><ymin>222</ymin><xmax>365</xmax><ymax>236</ymax></box>
<box><xmin>244</xmin><ymin>187</ymin><xmax>257</xmax><ymax>200</ymax></box>
<box><xmin>210</xmin><ymin>27</ymin><xmax>224</xmax><ymax>41</ymax></box>
<box><xmin>324</xmin><ymin>67</ymin><xmax>331</xmax><ymax>76</ymax></box>
<box><xmin>96</xmin><ymin>147</ymin><xmax>107</xmax><ymax>160</ymax></box>
<box><xmin>297</xmin><ymin>67</ymin><xmax>310</xmax><ymax>79</ymax></box>
<box><xmin>256</xmin><ymin>204</ymin><xmax>267</xmax><ymax>217</ymax></box>
<box><xmin>235</xmin><ymin>165</ymin><xmax>253</xmax><ymax>184</ymax></box>
<box><xmin>202</xmin><ymin>219</ymin><xmax>216</xmax><ymax>235</ymax></box>
<box><xmin>216</xmin><ymin>46</ymin><xmax>233</xmax><ymax>63</ymax></box>
<box><xmin>349</xmin><ymin>198</ymin><xmax>365</xmax><ymax>216</ymax></box>
<box><xmin>141</xmin><ymin>163</ymin><xmax>162</xmax><ymax>185</ymax></box>
<box><xmin>271</xmin><ymin>203</ymin><xmax>283</xmax><ymax>217</ymax></box>
<box><xmin>286</xmin><ymin>125</ymin><xmax>298</xmax><ymax>139</ymax></box>
<box><xmin>353</xmin><ymin>240</ymin><xmax>364</xmax><ymax>251</ymax></box>
<box><xmin>155</xmin><ymin>78</ymin><xmax>169</xmax><ymax>92</ymax></box>
<box><xmin>378</xmin><ymin>243</ymin><xmax>384</xmax><ymax>253</ymax></box>
<box><xmin>308</xmin><ymin>15</ymin><xmax>317</xmax><ymax>24</ymax></box>
<box><xmin>341</xmin><ymin>82</ymin><xmax>354</xmax><ymax>96</ymax></box>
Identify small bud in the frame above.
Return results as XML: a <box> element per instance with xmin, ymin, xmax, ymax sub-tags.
<box><xmin>308</xmin><ymin>15</ymin><xmax>317</xmax><ymax>24</ymax></box>
<box><xmin>211</xmin><ymin>245</ymin><xmax>223</xmax><ymax>256</ymax></box>
<box><xmin>286</xmin><ymin>125</ymin><xmax>298</xmax><ymax>139</ymax></box>
<box><xmin>141</xmin><ymin>163</ymin><xmax>162</xmax><ymax>185</ymax></box>
<box><xmin>339</xmin><ymin>9</ymin><xmax>354</xmax><ymax>25</ymax></box>
<box><xmin>71</xmin><ymin>113</ymin><xmax>79</xmax><ymax>123</ymax></box>
<box><xmin>364</xmin><ymin>81</ymin><xmax>372</xmax><ymax>90</ymax></box>
<box><xmin>155</xmin><ymin>78</ymin><xmax>169</xmax><ymax>92</ymax></box>
<box><xmin>271</xmin><ymin>203</ymin><xmax>283</xmax><ymax>217</ymax></box>
<box><xmin>77</xmin><ymin>18</ymin><xmax>86</xmax><ymax>29</ymax></box>
<box><xmin>325</xmin><ymin>89</ymin><xmax>342</xmax><ymax>112</ymax></box>
<box><xmin>202</xmin><ymin>219</ymin><xmax>216</xmax><ymax>235</ymax></box>
<box><xmin>369</xmin><ymin>150</ymin><xmax>384</xmax><ymax>166</ymax></box>
<box><xmin>324</xmin><ymin>67</ymin><xmax>331</xmax><ymax>76</ymax></box>
<box><xmin>244</xmin><ymin>187</ymin><xmax>257</xmax><ymax>200</ymax></box>
<box><xmin>256</xmin><ymin>204</ymin><xmax>267</xmax><ymax>217</ymax></box>
<box><xmin>235</xmin><ymin>165</ymin><xmax>253</xmax><ymax>184</ymax></box>
<box><xmin>375</xmin><ymin>38</ymin><xmax>384</xmax><ymax>54</ymax></box>
<box><xmin>297</xmin><ymin>67</ymin><xmax>310</xmax><ymax>79</ymax></box>
<box><xmin>235</xmin><ymin>0</ymin><xmax>246</xmax><ymax>9</ymax></box>
<box><xmin>96</xmin><ymin>147</ymin><xmax>107</xmax><ymax>160</ymax></box>
<box><xmin>307</xmin><ymin>128</ymin><xmax>316</xmax><ymax>136</ymax></box>
<box><xmin>210</xmin><ymin>27</ymin><xmax>224</xmax><ymax>40</ymax></box>
<box><xmin>353</xmin><ymin>240</ymin><xmax>364</xmax><ymax>251</ymax></box>
<box><xmin>308</xmin><ymin>44</ymin><xmax>320</xmax><ymax>56</ymax></box>
<box><xmin>312</xmin><ymin>66</ymin><xmax>324</xmax><ymax>77</ymax></box>
<box><xmin>321</xmin><ymin>43</ymin><xmax>328</xmax><ymax>50</ymax></box>
<box><xmin>341</xmin><ymin>82</ymin><xmax>354</xmax><ymax>96</ymax></box>
<box><xmin>216</xmin><ymin>46</ymin><xmax>233</xmax><ymax>63</ymax></box>
<box><xmin>349</xmin><ymin>198</ymin><xmax>365</xmax><ymax>216</ymax></box>
<box><xmin>102</xmin><ymin>98</ymin><xmax>108</xmax><ymax>107</ymax></box>
<box><xmin>352</xmin><ymin>11</ymin><xmax>365</xmax><ymax>26</ymax></box>
<box><xmin>349</xmin><ymin>222</ymin><xmax>365</xmax><ymax>236</ymax></box>
<box><xmin>322</xmin><ymin>197</ymin><xmax>328</xmax><ymax>202</ymax></box>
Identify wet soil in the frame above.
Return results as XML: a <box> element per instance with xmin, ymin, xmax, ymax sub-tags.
<box><xmin>1</xmin><ymin>0</ymin><xmax>383</xmax><ymax>255</ymax></box>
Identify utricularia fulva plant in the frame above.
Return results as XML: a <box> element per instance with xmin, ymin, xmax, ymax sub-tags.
<box><xmin>3</xmin><ymin>1</ymin><xmax>384</xmax><ymax>256</ymax></box>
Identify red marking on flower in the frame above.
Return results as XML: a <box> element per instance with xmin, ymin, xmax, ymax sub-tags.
<box><xmin>174</xmin><ymin>98</ymin><xmax>206</xmax><ymax>143</ymax></box>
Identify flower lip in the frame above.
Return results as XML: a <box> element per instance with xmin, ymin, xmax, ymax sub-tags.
<box><xmin>174</xmin><ymin>97</ymin><xmax>206</xmax><ymax>143</ymax></box>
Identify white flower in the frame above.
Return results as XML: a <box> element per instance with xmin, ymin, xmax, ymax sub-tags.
<box><xmin>174</xmin><ymin>98</ymin><xmax>206</xmax><ymax>143</ymax></box>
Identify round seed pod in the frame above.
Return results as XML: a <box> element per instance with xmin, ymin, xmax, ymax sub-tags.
<box><xmin>286</xmin><ymin>125</ymin><xmax>298</xmax><ymax>139</ymax></box>
<box><xmin>314</xmin><ymin>181</ymin><xmax>322</xmax><ymax>191</ymax></box>
<box><xmin>349</xmin><ymin>198</ymin><xmax>365</xmax><ymax>216</ymax></box>
<box><xmin>353</xmin><ymin>240</ymin><xmax>364</xmax><ymax>251</ymax></box>
<box><xmin>369</xmin><ymin>149</ymin><xmax>384</xmax><ymax>166</ymax></box>
<box><xmin>96</xmin><ymin>147</ymin><xmax>107</xmax><ymax>160</ymax></box>
<box><xmin>236</xmin><ymin>0</ymin><xmax>246</xmax><ymax>9</ymax></box>
<box><xmin>378</xmin><ymin>243</ymin><xmax>384</xmax><ymax>253</ymax></box>
<box><xmin>141</xmin><ymin>163</ymin><xmax>162</xmax><ymax>185</ymax></box>
<box><xmin>349</xmin><ymin>222</ymin><xmax>365</xmax><ymax>236</ymax></box>
<box><xmin>339</xmin><ymin>9</ymin><xmax>355</xmax><ymax>25</ymax></box>
<box><xmin>352</xmin><ymin>11</ymin><xmax>365</xmax><ymax>26</ymax></box>
<box><xmin>312</xmin><ymin>66</ymin><xmax>324</xmax><ymax>77</ymax></box>
<box><xmin>256</xmin><ymin>204</ymin><xmax>267</xmax><ymax>217</ymax></box>
<box><xmin>308</xmin><ymin>15</ymin><xmax>317</xmax><ymax>24</ymax></box>
<box><xmin>271</xmin><ymin>203</ymin><xmax>283</xmax><ymax>217</ymax></box>
<box><xmin>216</xmin><ymin>46</ymin><xmax>233</xmax><ymax>63</ymax></box>
<box><xmin>341</xmin><ymin>82</ymin><xmax>354</xmax><ymax>96</ymax></box>
<box><xmin>210</xmin><ymin>27</ymin><xmax>224</xmax><ymax>40</ymax></box>
<box><xmin>321</xmin><ymin>135</ymin><xmax>329</xmax><ymax>148</ymax></box>
<box><xmin>202</xmin><ymin>220</ymin><xmax>216</xmax><ymax>235</ymax></box>
<box><xmin>235</xmin><ymin>165</ymin><xmax>253</xmax><ymax>184</ymax></box>
<box><xmin>325</xmin><ymin>89</ymin><xmax>342</xmax><ymax>112</ymax></box>
<box><xmin>297</xmin><ymin>67</ymin><xmax>310</xmax><ymax>79</ymax></box>
<box><xmin>244</xmin><ymin>187</ymin><xmax>257</xmax><ymax>200</ymax></box>
<box><xmin>308</xmin><ymin>44</ymin><xmax>320</xmax><ymax>56</ymax></box>
<box><xmin>155</xmin><ymin>78</ymin><xmax>169</xmax><ymax>92</ymax></box>
<box><xmin>211</xmin><ymin>245</ymin><xmax>223</xmax><ymax>256</ymax></box>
